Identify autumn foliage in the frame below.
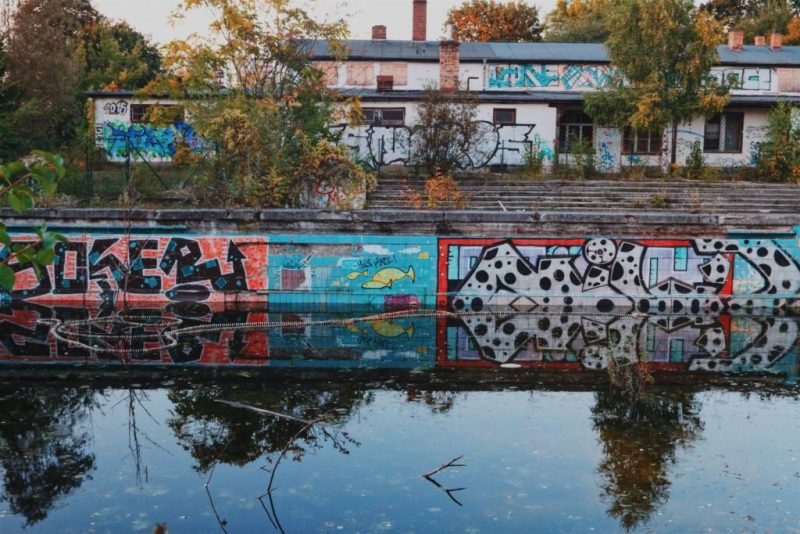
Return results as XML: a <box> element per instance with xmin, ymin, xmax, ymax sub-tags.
<box><xmin>446</xmin><ymin>0</ymin><xmax>542</xmax><ymax>42</ymax></box>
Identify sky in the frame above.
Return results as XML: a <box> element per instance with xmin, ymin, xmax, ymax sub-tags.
<box><xmin>92</xmin><ymin>0</ymin><xmax>562</xmax><ymax>44</ymax></box>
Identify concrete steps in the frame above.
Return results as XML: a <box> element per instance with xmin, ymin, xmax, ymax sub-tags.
<box><xmin>368</xmin><ymin>176</ymin><xmax>800</xmax><ymax>213</ymax></box>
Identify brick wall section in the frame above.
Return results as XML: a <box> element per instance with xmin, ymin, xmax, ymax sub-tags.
<box><xmin>412</xmin><ymin>0</ymin><xmax>427</xmax><ymax>41</ymax></box>
<box><xmin>439</xmin><ymin>40</ymin><xmax>460</xmax><ymax>92</ymax></box>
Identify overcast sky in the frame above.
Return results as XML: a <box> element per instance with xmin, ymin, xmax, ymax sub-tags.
<box><xmin>92</xmin><ymin>0</ymin><xmax>562</xmax><ymax>44</ymax></box>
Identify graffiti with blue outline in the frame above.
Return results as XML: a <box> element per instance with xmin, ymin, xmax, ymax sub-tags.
<box><xmin>102</xmin><ymin>121</ymin><xmax>203</xmax><ymax>159</ymax></box>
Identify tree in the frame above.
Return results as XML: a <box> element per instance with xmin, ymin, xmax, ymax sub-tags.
<box><xmin>144</xmin><ymin>0</ymin><xmax>374</xmax><ymax>208</ymax></box>
<box><xmin>584</xmin><ymin>0</ymin><xmax>730</xmax><ymax>165</ymax></box>
<box><xmin>5</xmin><ymin>0</ymin><xmax>98</xmax><ymax>152</ymax></box>
<box><xmin>0</xmin><ymin>152</ymin><xmax>65</xmax><ymax>291</ymax></box>
<box><xmin>76</xmin><ymin>20</ymin><xmax>161</xmax><ymax>91</ymax></box>
<box><xmin>734</xmin><ymin>0</ymin><xmax>792</xmax><ymax>39</ymax></box>
<box><xmin>0</xmin><ymin>39</ymin><xmax>22</xmax><ymax>161</ymax></box>
<box><xmin>753</xmin><ymin>102</ymin><xmax>800</xmax><ymax>181</ymax></box>
<box><xmin>543</xmin><ymin>0</ymin><xmax>612</xmax><ymax>43</ymax></box>
<box><xmin>409</xmin><ymin>88</ymin><xmax>492</xmax><ymax>173</ymax></box>
<box><xmin>445</xmin><ymin>0</ymin><xmax>542</xmax><ymax>42</ymax></box>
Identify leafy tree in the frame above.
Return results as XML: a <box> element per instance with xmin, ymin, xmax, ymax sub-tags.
<box><xmin>409</xmin><ymin>88</ymin><xmax>492</xmax><ymax>173</ymax></box>
<box><xmin>753</xmin><ymin>102</ymin><xmax>800</xmax><ymax>181</ymax></box>
<box><xmin>4</xmin><ymin>0</ymin><xmax>98</xmax><ymax>152</ymax></box>
<box><xmin>584</xmin><ymin>0</ymin><xmax>730</xmax><ymax>165</ymax></box>
<box><xmin>543</xmin><ymin>0</ymin><xmax>612</xmax><ymax>43</ymax></box>
<box><xmin>0</xmin><ymin>39</ymin><xmax>22</xmax><ymax>161</ymax></box>
<box><xmin>76</xmin><ymin>20</ymin><xmax>161</xmax><ymax>91</ymax></box>
<box><xmin>445</xmin><ymin>0</ymin><xmax>542</xmax><ymax>42</ymax></box>
<box><xmin>144</xmin><ymin>0</ymin><xmax>374</xmax><ymax>208</ymax></box>
<box><xmin>734</xmin><ymin>0</ymin><xmax>792</xmax><ymax>39</ymax></box>
<box><xmin>0</xmin><ymin>152</ymin><xmax>65</xmax><ymax>291</ymax></box>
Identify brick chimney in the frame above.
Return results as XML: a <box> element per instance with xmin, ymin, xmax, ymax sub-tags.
<box><xmin>412</xmin><ymin>0</ymin><xmax>427</xmax><ymax>41</ymax></box>
<box><xmin>372</xmin><ymin>25</ymin><xmax>387</xmax><ymax>40</ymax></box>
<box><xmin>771</xmin><ymin>32</ymin><xmax>782</xmax><ymax>50</ymax></box>
<box><xmin>728</xmin><ymin>30</ymin><xmax>744</xmax><ymax>51</ymax></box>
<box><xmin>755</xmin><ymin>35</ymin><xmax>766</xmax><ymax>46</ymax></box>
<box><xmin>439</xmin><ymin>36</ymin><xmax>460</xmax><ymax>93</ymax></box>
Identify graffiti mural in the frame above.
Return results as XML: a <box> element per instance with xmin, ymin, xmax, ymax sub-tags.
<box><xmin>266</xmin><ymin>236</ymin><xmax>437</xmax><ymax>307</ymax></box>
<box><xmin>438</xmin><ymin>237</ymin><xmax>800</xmax><ymax>313</ymax></box>
<box><xmin>438</xmin><ymin>311</ymin><xmax>798</xmax><ymax>376</ymax></box>
<box><xmin>100</xmin><ymin>121</ymin><xmax>203</xmax><ymax>161</ymax></box>
<box><xmin>336</xmin><ymin>122</ymin><xmax>552</xmax><ymax>170</ymax></box>
<box><xmin>710</xmin><ymin>67</ymin><xmax>772</xmax><ymax>91</ymax></box>
<box><xmin>487</xmin><ymin>64</ymin><xmax>613</xmax><ymax>90</ymax></box>
<box><xmin>0</xmin><ymin>235</ymin><xmax>268</xmax><ymax>304</ymax></box>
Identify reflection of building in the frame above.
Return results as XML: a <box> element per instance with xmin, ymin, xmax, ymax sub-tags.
<box><xmin>89</xmin><ymin>0</ymin><xmax>800</xmax><ymax>171</ymax></box>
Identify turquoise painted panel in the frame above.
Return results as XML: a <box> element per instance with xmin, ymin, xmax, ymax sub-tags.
<box><xmin>267</xmin><ymin>235</ymin><xmax>438</xmax><ymax>308</ymax></box>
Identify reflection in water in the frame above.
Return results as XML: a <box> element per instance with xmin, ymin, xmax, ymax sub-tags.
<box><xmin>0</xmin><ymin>379</ymin><xmax>795</xmax><ymax>532</ymax></box>
<box><xmin>0</xmin><ymin>302</ymin><xmax>798</xmax><ymax>531</ymax></box>
<box><xmin>592</xmin><ymin>389</ymin><xmax>703</xmax><ymax>530</ymax></box>
<box><xmin>0</xmin><ymin>387</ymin><xmax>97</xmax><ymax>526</ymax></box>
<box><xmin>0</xmin><ymin>302</ymin><xmax>797</xmax><ymax>381</ymax></box>
<box><xmin>167</xmin><ymin>384</ymin><xmax>367</xmax><ymax>472</ymax></box>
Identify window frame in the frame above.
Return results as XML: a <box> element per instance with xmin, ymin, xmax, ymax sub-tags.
<box><xmin>557</xmin><ymin>110</ymin><xmax>594</xmax><ymax>154</ymax></box>
<box><xmin>622</xmin><ymin>127</ymin><xmax>663</xmax><ymax>155</ymax></box>
<box><xmin>492</xmin><ymin>108</ymin><xmax>517</xmax><ymax>125</ymax></box>
<box><xmin>703</xmin><ymin>112</ymin><xmax>744</xmax><ymax>154</ymax></box>
<box><xmin>130</xmin><ymin>104</ymin><xmax>152</xmax><ymax>124</ymax></box>
<box><xmin>361</xmin><ymin>107</ymin><xmax>406</xmax><ymax>127</ymax></box>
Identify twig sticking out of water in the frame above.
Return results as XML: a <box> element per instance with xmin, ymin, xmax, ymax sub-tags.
<box><xmin>422</xmin><ymin>455</ymin><xmax>467</xmax><ymax>507</ymax></box>
<box><xmin>422</xmin><ymin>455</ymin><xmax>465</xmax><ymax>478</ymax></box>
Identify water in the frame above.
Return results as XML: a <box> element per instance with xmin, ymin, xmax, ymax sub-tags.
<box><xmin>0</xmin><ymin>303</ymin><xmax>799</xmax><ymax>533</ymax></box>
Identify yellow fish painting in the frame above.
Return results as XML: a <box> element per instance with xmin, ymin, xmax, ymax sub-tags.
<box><xmin>347</xmin><ymin>270</ymin><xmax>369</xmax><ymax>280</ymax></box>
<box><xmin>361</xmin><ymin>266</ymin><xmax>415</xmax><ymax>289</ymax></box>
<box><xmin>370</xmin><ymin>321</ymin><xmax>415</xmax><ymax>338</ymax></box>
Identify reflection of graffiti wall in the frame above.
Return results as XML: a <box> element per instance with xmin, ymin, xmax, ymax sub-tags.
<box><xmin>487</xmin><ymin>64</ymin><xmax>613</xmax><ymax>90</ymax></box>
<box><xmin>2</xmin><ymin>302</ymin><xmax>796</xmax><ymax>378</ymax></box>
<box><xmin>437</xmin><ymin>311</ymin><xmax>798</xmax><ymax>376</ymax></box>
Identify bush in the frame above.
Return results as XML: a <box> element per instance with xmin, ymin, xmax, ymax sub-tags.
<box><xmin>753</xmin><ymin>102</ymin><xmax>800</xmax><ymax>182</ymax></box>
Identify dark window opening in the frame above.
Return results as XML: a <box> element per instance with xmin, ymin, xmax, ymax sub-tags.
<box><xmin>558</xmin><ymin>110</ymin><xmax>594</xmax><ymax>153</ymax></box>
<box><xmin>362</xmin><ymin>107</ymin><xmax>405</xmax><ymax>126</ymax></box>
<box><xmin>704</xmin><ymin>112</ymin><xmax>743</xmax><ymax>153</ymax></box>
<box><xmin>623</xmin><ymin>127</ymin><xmax>663</xmax><ymax>155</ymax></box>
<box><xmin>130</xmin><ymin>104</ymin><xmax>177</xmax><ymax>124</ymax></box>
<box><xmin>493</xmin><ymin>108</ymin><xmax>516</xmax><ymax>125</ymax></box>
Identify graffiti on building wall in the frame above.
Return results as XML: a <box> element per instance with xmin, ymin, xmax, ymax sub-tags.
<box><xmin>438</xmin><ymin>237</ymin><xmax>800</xmax><ymax>314</ymax></box>
<box><xmin>102</xmin><ymin>101</ymin><xmax>128</xmax><ymax>115</ymax></box>
<box><xmin>487</xmin><ymin>64</ymin><xmax>613</xmax><ymax>90</ymax></box>
<box><xmin>300</xmin><ymin>179</ymin><xmax>367</xmax><ymax>210</ymax></box>
<box><xmin>710</xmin><ymin>67</ymin><xmax>772</xmax><ymax>91</ymax></box>
<box><xmin>100</xmin><ymin>121</ymin><xmax>203</xmax><ymax>160</ymax></box>
<box><xmin>0</xmin><ymin>235</ymin><xmax>268</xmax><ymax>304</ymax></box>
<box><xmin>438</xmin><ymin>311</ymin><xmax>798</xmax><ymax>374</ymax></box>
<box><xmin>335</xmin><ymin>122</ymin><xmax>553</xmax><ymax>170</ymax></box>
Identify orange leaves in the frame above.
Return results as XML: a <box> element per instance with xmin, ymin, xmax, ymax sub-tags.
<box><xmin>446</xmin><ymin>0</ymin><xmax>542</xmax><ymax>43</ymax></box>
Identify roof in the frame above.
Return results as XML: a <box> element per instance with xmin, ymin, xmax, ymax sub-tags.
<box><xmin>308</xmin><ymin>39</ymin><xmax>800</xmax><ymax>67</ymax></box>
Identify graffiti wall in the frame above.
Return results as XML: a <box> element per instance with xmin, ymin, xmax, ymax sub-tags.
<box><xmin>100</xmin><ymin>121</ymin><xmax>202</xmax><ymax>162</ymax></box>
<box><xmin>437</xmin><ymin>236</ymin><xmax>800</xmax><ymax>313</ymax></box>
<box><xmin>4</xmin><ymin>230</ymin><xmax>800</xmax><ymax>311</ymax></box>
<box><xmin>335</xmin><ymin>121</ymin><xmax>555</xmax><ymax>170</ymax></box>
<box><xmin>487</xmin><ymin>64</ymin><xmax>613</xmax><ymax>90</ymax></box>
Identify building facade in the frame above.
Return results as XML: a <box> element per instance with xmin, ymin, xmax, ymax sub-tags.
<box><xmin>89</xmin><ymin>0</ymin><xmax>800</xmax><ymax>172</ymax></box>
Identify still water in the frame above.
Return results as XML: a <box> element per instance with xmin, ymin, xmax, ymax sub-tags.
<box><xmin>0</xmin><ymin>303</ymin><xmax>798</xmax><ymax>533</ymax></box>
